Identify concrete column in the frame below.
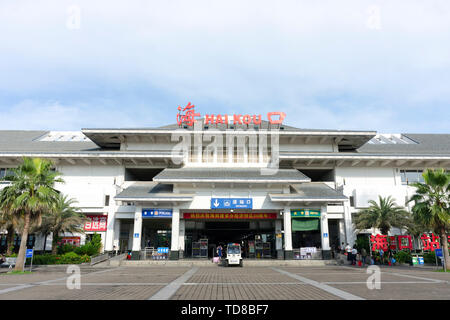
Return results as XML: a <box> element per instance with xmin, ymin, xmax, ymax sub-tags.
<box><xmin>275</xmin><ymin>219</ymin><xmax>283</xmax><ymax>259</ymax></box>
<box><xmin>170</xmin><ymin>207</ymin><xmax>180</xmax><ymax>260</ymax></box>
<box><xmin>128</xmin><ymin>224</ymin><xmax>133</xmax><ymax>251</ymax></box>
<box><xmin>320</xmin><ymin>205</ymin><xmax>331</xmax><ymax>259</ymax></box>
<box><xmin>338</xmin><ymin>219</ymin><xmax>346</xmax><ymax>247</ymax></box>
<box><xmin>179</xmin><ymin>219</ymin><xmax>185</xmax><ymax>258</ymax></box>
<box><xmin>343</xmin><ymin>201</ymin><xmax>355</xmax><ymax>247</ymax></box>
<box><xmin>283</xmin><ymin>206</ymin><xmax>293</xmax><ymax>259</ymax></box>
<box><xmin>113</xmin><ymin>218</ymin><xmax>121</xmax><ymax>252</ymax></box>
<box><xmin>105</xmin><ymin>211</ymin><xmax>115</xmax><ymax>252</ymax></box>
<box><xmin>132</xmin><ymin>205</ymin><xmax>142</xmax><ymax>259</ymax></box>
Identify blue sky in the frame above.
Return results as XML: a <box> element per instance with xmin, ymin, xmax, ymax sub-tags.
<box><xmin>0</xmin><ymin>0</ymin><xmax>449</xmax><ymax>133</ymax></box>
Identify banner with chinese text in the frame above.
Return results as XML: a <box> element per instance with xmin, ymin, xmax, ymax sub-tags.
<box><xmin>183</xmin><ymin>212</ymin><xmax>277</xmax><ymax>219</ymax></box>
<box><xmin>84</xmin><ymin>215</ymin><xmax>108</xmax><ymax>232</ymax></box>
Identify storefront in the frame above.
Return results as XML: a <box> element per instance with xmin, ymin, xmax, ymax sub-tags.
<box><xmin>183</xmin><ymin>211</ymin><xmax>278</xmax><ymax>259</ymax></box>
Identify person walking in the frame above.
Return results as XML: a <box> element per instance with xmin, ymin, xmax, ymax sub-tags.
<box><xmin>351</xmin><ymin>245</ymin><xmax>358</xmax><ymax>265</ymax></box>
<box><xmin>361</xmin><ymin>247</ymin><xmax>368</xmax><ymax>267</ymax></box>
<box><xmin>345</xmin><ymin>243</ymin><xmax>352</xmax><ymax>264</ymax></box>
<box><xmin>217</xmin><ymin>244</ymin><xmax>223</xmax><ymax>259</ymax></box>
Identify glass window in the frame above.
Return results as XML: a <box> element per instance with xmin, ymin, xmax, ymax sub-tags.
<box><xmin>400</xmin><ymin>170</ymin><xmax>423</xmax><ymax>185</ymax></box>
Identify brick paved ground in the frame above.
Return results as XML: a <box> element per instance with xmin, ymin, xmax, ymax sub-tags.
<box><xmin>0</xmin><ymin>265</ymin><xmax>448</xmax><ymax>300</ymax></box>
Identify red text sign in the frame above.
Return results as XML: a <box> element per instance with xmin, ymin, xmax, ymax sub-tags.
<box><xmin>84</xmin><ymin>215</ymin><xmax>107</xmax><ymax>232</ymax></box>
<box><xmin>176</xmin><ymin>103</ymin><xmax>286</xmax><ymax>127</ymax></box>
<box><xmin>184</xmin><ymin>212</ymin><xmax>277</xmax><ymax>219</ymax></box>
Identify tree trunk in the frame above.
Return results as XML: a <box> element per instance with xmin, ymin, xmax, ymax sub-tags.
<box><xmin>6</xmin><ymin>225</ymin><xmax>15</xmax><ymax>256</ymax></box>
<box><xmin>52</xmin><ymin>236</ymin><xmax>58</xmax><ymax>255</ymax></box>
<box><xmin>14</xmin><ymin>212</ymin><xmax>31</xmax><ymax>272</ymax></box>
<box><xmin>440</xmin><ymin>229</ymin><xmax>450</xmax><ymax>271</ymax></box>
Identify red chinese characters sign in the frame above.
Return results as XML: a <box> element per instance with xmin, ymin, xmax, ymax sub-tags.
<box><xmin>184</xmin><ymin>212</ymin><xmax>277</xmax><ymax>219</ymax></box>
<box><xmin>176</xmin><ymin>102</ymin><xmax>286</xmax><ymax>127</ymax></box>
<box><xmin>370</xmin><ymin>234</ymin><xmax>413</xmax><ymax>251</ymax></box>
<box><xmin>84</xmin><ymin>215</ymin><xmax>107</xmax><ymax>232</ymax></box>
<box><xmin>420</xmin><ymin>233</ymin><xmax>440</xmax><ymax>251</ymax></box>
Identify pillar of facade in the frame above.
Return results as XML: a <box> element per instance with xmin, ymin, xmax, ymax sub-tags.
<box><xmin>275</xmin><ymin>219</ymin><xmax>283</xmax><ymax>259</ymax></box>
<box><xmin>113</xmin><ymin>218</ymin><xmax>121</xmax><ymax>252</ymax></box>
<box><xmin>343</xmin><ymin>201</ymin><xmax>355</xmax><ymax>247</ymax></box>
<box><xmin>170</xmin><ymin>207</ymin><xmax>180</xmax><ymax>260</ymax></box>
<box><xmin>131</xmin><ymin>205</ymin><xmax>142</xmax><ymax>259</ymax></box>
<box><xmin>178</xmin><ymin>219</ymin><xmax>185</xmax><ymax>259</ymax></box>
<box><xmin>105</xmin><ymin>213</ymin><xmax>115</xmax><ymax>252</ymax></box>
<box><xmin>320</xmin><ymin>205</ymin><xmax>331</xmax><ymax>259</ymax></box>
<box><xmin>338</xmin><ymin>219</ymin><xmax>346</xmax><ymax>248</ymax></box>
<box><xmin>283</xmin><ymin>206</ymin><xmax>293</xmax><ymax>259</ymax></box>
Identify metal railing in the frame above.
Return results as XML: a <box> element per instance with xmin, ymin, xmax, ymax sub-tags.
<box><xmin>140</xmin><ymin>247</ymin><xmax>170</xmax><ymax>260</ymax></box>
<box><xmin>90</xmin><ymin>252</ymin><xmax>110</xmax><ymax>265</ymax></box>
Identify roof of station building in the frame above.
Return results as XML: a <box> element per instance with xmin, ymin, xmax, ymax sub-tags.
<box><xmin>153</xmin><ymin>168</ymin><xmax>312</xmax><ymax>183</ymax></box>
<box><xmin>0</xmin><ymin>129</ymin><xmax>448</xmax><ymax>158</ymax></box>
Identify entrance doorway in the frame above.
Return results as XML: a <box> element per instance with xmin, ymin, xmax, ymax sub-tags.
<box><xmin>184</xmin><ymin>220</ymin><xmax>276</xmax><ymax>259</ymax></box>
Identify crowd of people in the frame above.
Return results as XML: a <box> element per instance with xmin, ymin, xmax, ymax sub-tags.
<box><xmin>336</xmin><ymin>242</ymin><xmax>395</xmax><ymax>266</ymax></box>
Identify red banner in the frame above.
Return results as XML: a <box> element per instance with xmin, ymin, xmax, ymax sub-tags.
<box><xmin>60</xmin><ymin>237</ymin><xmax>81</xmax><ymax>246</ymax></box>
<box><xmin>84</xmin><ymin>215</ymin><xmax>107</xmax><ymax>232</ymax></box>
<box><xmin>183</xmin><ymin>212</ymin><xmax>277</xmax><ymax>220</ymax></box>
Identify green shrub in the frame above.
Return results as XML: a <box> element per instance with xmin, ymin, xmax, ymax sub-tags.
<box><xmin>74</xmin><ymin>234</ymin><xmax>102</xmax><ymax>256</ymax></box>
<box><xmin>26</xmin><ymin>253</ymin><xmax>90</xmax><ymax>265</ymax></box>
<box><xmin>31</xmin><ymin>253</ymin><xmax>58</xmax><ymax>265</ymax></box>
<box><xmin>57</xmin><ymin>244</ymin><xmax>76</xmax><ymax>254</ymax></box>
<box><xmin>423</xmin><ymin>251</ymin><xmax>436</xmax><ymax>264</ymax></box>
<box><xmin>394</xmin><ymin>250</ymin><xmax>412</xmax><ymax>264</ymax></box>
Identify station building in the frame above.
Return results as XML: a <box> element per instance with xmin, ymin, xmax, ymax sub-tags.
<box><xmin>0</xmin><ymin>115</ymin><xmax>449</xmax><ymax>260</ymax></box>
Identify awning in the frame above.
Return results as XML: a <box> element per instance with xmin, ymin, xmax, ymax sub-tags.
<box><xmin>114</xmin><ymin>182</ymin><xmax>194</xmax><ymax>202</ymax></box>
<box><xmin>292</xmin><ymin>218</ymin><xmax>320</xmax><ymax>232</ymax></box>
<box><xmin>269</xmin><ymin>182</ymin><xmax>348</xmax><ymax>203</ymax></box>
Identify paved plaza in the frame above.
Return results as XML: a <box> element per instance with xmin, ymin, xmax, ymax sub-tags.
<box><xmin>0</xmin><ymin>265</ymin><xmax>449</xmax><ymax>300</ymax></box>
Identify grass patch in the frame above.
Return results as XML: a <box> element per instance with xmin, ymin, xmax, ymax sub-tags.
<box><xmin>434</xmin><ymin>269</ymin><xmax>449</xmax><ymax>272</ymax></box>
<box><xmin>0</xmin><ymin>271</ymin><xmax>33</xmax><ymax>275</ymax></box>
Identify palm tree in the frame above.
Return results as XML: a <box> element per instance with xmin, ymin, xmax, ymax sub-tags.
<box><xmin>36</xmin><ymin>194</ymin><xmax>87</xmax><ymax>255</ymax></box>
<box><xmin>0</xmin><ymin>158</ymin><xmax>62</xmax><ymax>271</ymax></box>
<box><xmin>409</xmin><ymin>168</ymin><xmax>450</xmax><ymax>270</ymax></box>
<box><xmin>0</xmin><ymin>212</ymin><xmax>16</xmax><ymax>256</ymax></box>
<box><xmin>353</xmin><ymin>195</ymin><xmax>411</xmax><ymax>235</ymax></box>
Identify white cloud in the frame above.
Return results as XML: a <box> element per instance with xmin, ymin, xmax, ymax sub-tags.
<box><xmin>0</xmin><ymin>0</ymin><xmax>449</xmax><ymax>132</ymax></box>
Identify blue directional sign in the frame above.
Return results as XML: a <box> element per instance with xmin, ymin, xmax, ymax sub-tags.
<box><xmin>157</xmin><ymin>247</ymin><xmax>169</xmax><ymax>254</ymax></box>
<box><xmin>26</xmin><ymin>249</ymin><xmax>34</xmax><ymax>258</ymax></box>
<box><xmin>435</xmin><ymin>249</ymin><xmax>443</xmax><ymax>257</ymax></box>
<box><xmin>210</xmin><ymin>198</ymin><xmax>253</xmax><ymax>209</ymax></box>
<box><xmin>142</xmin><ymin>209</ymin><xmax>172</xmax><ymax>218</ymax></box>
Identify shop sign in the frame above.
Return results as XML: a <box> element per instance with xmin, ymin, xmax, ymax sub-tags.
<box><xmin>291</xmin><ymin>209</ymin><xmax>320</xmax><ymax>218</ymax></box>
<box><xmin>142</xmin><ymin>209</ymin><xmax>173</xmax><ymax>218</ymax></box>
<box><xmin>60</xmin><ymin>237</ymin><xmax>81</xmax><ymax>246</ymax></box>
<box><xmin>211</xmin><ymin>198</ymin><xmax>253</xmax><ymax>209</ymax></box>
<box><xmin>84</xmin><ymin>215</ymin><xmax>107</xmax><ymax>232</ymax></box>
<box><xmin>177</xmin><ymin>102</ymin><xmax>286</xmax><ymax>127</ymax></box>
<box><xmin>183</xmin><ymin>212</ymin><xmax>277</xmax><ymax>219</ymax></box>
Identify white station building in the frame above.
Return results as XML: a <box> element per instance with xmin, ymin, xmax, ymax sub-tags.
<box><xmin>0</xmin><ymin>116</ymin><xmax>449</xmax><ymax>260</ymax></box>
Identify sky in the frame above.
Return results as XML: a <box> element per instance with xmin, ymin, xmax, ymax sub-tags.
<box><xmin>0</xmin><ymin>0</ymin><xmax>449</xmax><ymax>133</ymax></box>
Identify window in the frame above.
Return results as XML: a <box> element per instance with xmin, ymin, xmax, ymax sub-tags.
<box><xmin>400</xmin><ymin>170</ymin><xmax>424</xmax><ymax>185</ymax></box>
<box><xmin>105</xmin><ymin>195</ymin><xmax>110</xmax><ymax>206</ymax></box>
<box><xmin>349</xmin><ymin>196</ymin><xmax>355</xmax><ymax>207</ymax></box>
